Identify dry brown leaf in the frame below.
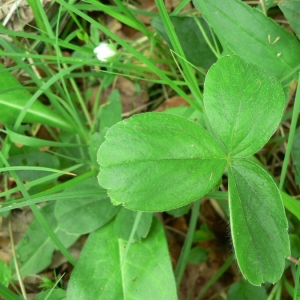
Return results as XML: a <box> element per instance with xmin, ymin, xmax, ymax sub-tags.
<box><xmin>0</xmin><ymin>0</ymin><xmax>51</xmax><ymax>31</ymax></box>
<box><xmin>116</xmin><ymin>76</ymin><xmax>149</xmax><ymax>113</ymax></box>
<box><xmin>0</xmin><ymin>208</ymin><xmax>33</xmax><ymax>265</ymax></box>
<box><xmin>129</xmin><ymin>0</ymin><xmax>157</xmax><ymax>25</ymax></box>
<box><xmin>91</xmin><ymin>76</ymin><xmax>149</xmax><ymax>116</ymax></box>
<box><xmin>106</xmin><ymin>15</ymin><xmax>122</xmax><ymax>34</ymax></box>
<box><xmin>155</xmin><ymin>96</ymin><xmax>189</xmax><ymax>112</ymax></box>
<box><xmin>165</xmin><ymin>0</ymin><xmax>192</xmax><ymax>12</ymax></box>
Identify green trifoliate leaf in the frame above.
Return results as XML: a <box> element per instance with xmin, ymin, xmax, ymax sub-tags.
<box><xmin>98</xmin><ymin>113</ymin><xmax>227</xmax><ymax>212</ymax></box>
<box><xmin>228</xmin><ymin>159</ymin><xmax>290</xmax><ymax>285</ymax></box>
<box><xmin>204</xmin><ymin>55</ymin><xmax>285</xmax><ymax>158</ymax></box>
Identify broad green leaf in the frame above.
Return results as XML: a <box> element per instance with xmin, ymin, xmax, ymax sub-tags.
<box><xmin>187</xmin><ymin>246</ymin><xmax>208</xmax><ymax>264</ymax></box>
<box><xmin>0</xmin><ymin>64</ymin><xmax>75</xmax><ymax>132</ymax></box>
<box><xmin>98</xmin><ymin>113</ymin><xmax>227</xmax><ymax>211</ymax></box>
<box><xmin>99</xmin><ymin>89</ymin><xmax>122</xmax><ymax>132</ymax></box>
<box><xmin>228</xmin><ymin>159</ymin><xmax>290</xmax><ymax>284</ymax></box>
<box><xmin>163</xmin><ymin>106</ymin><xmax>205</xmax><ymax>127</ymax></box>
<box><xmin>89</xmin><ymin>132</ymin><xmax>106</xmax><ymax>166</ymax></box>
<box><xmin>279</xmin><ymin>1</ymin><xmax>300</xmax><ymax>40</ymax></box>
<box><xmin>12</xmin><ymin>202</ymin><xmax>79</xmax><ymax>277</ymax></box>
<box><xmin>55</xmin><ymin>178</ymin><xmax>118</xmax><ymax>235</ymax></box>
<box><xmin>227</xmin><ymin>279</ymin><xmax>268</xmax><ymax>300</ymax></box>
<box><xmin>89</xmin><ymin>90</ymin><xmax>122</xmax><ymax>165</ymax></box>
<box><xmin>0</xmin><ymin>259</ymin><xmax>11</xmax><ymax>287</ymax></box>
<box><xmin>292</xmin><ymin>127</ymin><xmax>300</xmax><ymax>188</ymax></box>
<box><xmin>151</xmin><ymin>16</ymin><xmax>218</xmax><ymax>69</ymax></box>
<box><xmin>7</xmin><ymin>152</ymin><xmax>59</xmax><ymax>181</ymax></box>
<box><xmin>193</xmin><ymin>224</ymin><xmax>215</xmax><ymax>242</ymax></box>
<box><xmin>67</xmin><ymin>218</ymin><xmax>177</xmax><ymax>300</ymax></box>
<box><xmin>36</xmin><ymin>289</ymin><xmax>66</xmax><ymax>300</ymax></box>
<box><xmin>204</xmin><ymin>55</ymin><xmax>285</xmax><ymax>158</ymax></box>
<box><xmin>193</xmin><ymin>0</ymin><xmax>300</xmax><ymax>82</ymax></box>
<box><xmin>114</xmin><ymin>208</ymin><xmax>153</xmax><ymax>242</ymax></box>
<box><xmin>167</xmin><ymin>203</ymin><xmax>191</xmax><ymax>217</ymax></box>
<box><xmin>5</xmin><ymin>127</ymin><xmax>79</xmax><ymax>148</ymax></box>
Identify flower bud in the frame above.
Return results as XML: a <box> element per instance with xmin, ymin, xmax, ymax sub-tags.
<box><xmin>93</xmin><ymin>42</ymin><xmax>117</xmax><ymax>62</ymax></box>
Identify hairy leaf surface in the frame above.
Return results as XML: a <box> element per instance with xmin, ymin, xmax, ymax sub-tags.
<box><xmin>228</xmin><ymin>159</ymin><xmax>290</xmax><ymax>285</ymax></box>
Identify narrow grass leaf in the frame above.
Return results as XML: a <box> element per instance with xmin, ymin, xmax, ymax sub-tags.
<box><xmin>292</xmin><ymin>127</ymin><xmax>300</xmax><ymax>188</ymax></box>
<box><xmin>281</xmin><ymin>191</ymin><xmax>300</xmax><ymax>221</ymax></box>
<box><xmin>67</xmin><ymin>218</ymin><xmax>177</xmax><ymax>300</ymax></box>
<box><xmin>0</xmin><ymin>64</ymin><xmax>75</xmax><ymax>132</ymax></box>
<box><xmin>193</xmin><ymin>0</ymin><xmax>300</xmax><ymax>82</ymax></box>
<box><xmin>228</xmin><ymin>159</ymin><xmax>290</xmax><ymax>285</ymax></box>
<box><xmin>7</xmin><ymin>152</ymin><xmax>59</xmax><ymax>181</ymax></box>
<box><xmin>204</xmin><ymin>55</ymin><xmax>285</xmax><ymax>158</ymax></box>
<box><xmin>0</xmin><ymin>283</ymin><xmax>23</xmax><ymax>300</ymax></box>
<box><xmin>154</xmin><ymin>0</ymin><xmax>203</xmax><ymax>107</ymax></box>
<box><xmin>5</xmin><ymin>127</ymin><xmax>81</xmax><ymax>148</ymax></box>
<box><xmin>151</xmin><ymin>16</ymin><xmax>217</xmax><ymax>69</ymax></box>
<box><xmin>98</xmin><ymin>113</ymin><xmax>227</xmax><ymax>211</ymax></box>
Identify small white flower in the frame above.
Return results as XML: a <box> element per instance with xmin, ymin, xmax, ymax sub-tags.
<box><xmin>93</xmin><ymin>42</ymin><xmax>117</xmax><ymax>62</ymax></box>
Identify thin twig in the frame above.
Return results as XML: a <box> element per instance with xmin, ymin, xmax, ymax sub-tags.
<box><xmin>259</xmin><ymin>0</ymin><xmax>267</xmax><ymax>15</ymax></box>
<box><xmin>9</xmin><ymin>216</ymin><xmax>28</xmax><ymax>300</ymax></box>
<box><xmin>165</xmin><ymin>225</ymin><xmax>186</xmax><ymax>237</ymax></box>
<box><xmin>2</xmin><ymin>0</ymin><xmax>23</xmax><ymax>26</ymax></box>
<box><xmin>288</xmin><ymin>256</ymin><xmax>299</xmax><ymax>265</ymax></box>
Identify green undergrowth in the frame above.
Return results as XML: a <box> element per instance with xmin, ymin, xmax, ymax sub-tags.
<box><xmin>1</xmin><ymin>0</ymin><xmax>300</xmax><ymax>299</ymax></box>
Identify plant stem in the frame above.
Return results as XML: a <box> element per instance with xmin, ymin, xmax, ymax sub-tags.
<box><xmin>279</xmin><ymin>72</ymin><xmax>300</xmax><ymax>190</ymax></box>
<box><xmin>259</xmin><ymin>0</ymin><xmax>267</xmax><ymax>16</ymax></box>
<box><xmin>294</xmin><ymin>259</ymin><xmax>300</xmax><ymax>300</ymax></box>
<box><xmin>9</xmin><ymin>217</ymin><xmax>27</xmax><ymax>300</ymax></box>
<box><xmin>175</xmin><ymin>199</ymin><xmax>201</xmax><ymax>287</ymax></box>
<box><xmin>122</xmin><ymin>211</ymin><xmax>143</xmax><ymax>264</ymax></box>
